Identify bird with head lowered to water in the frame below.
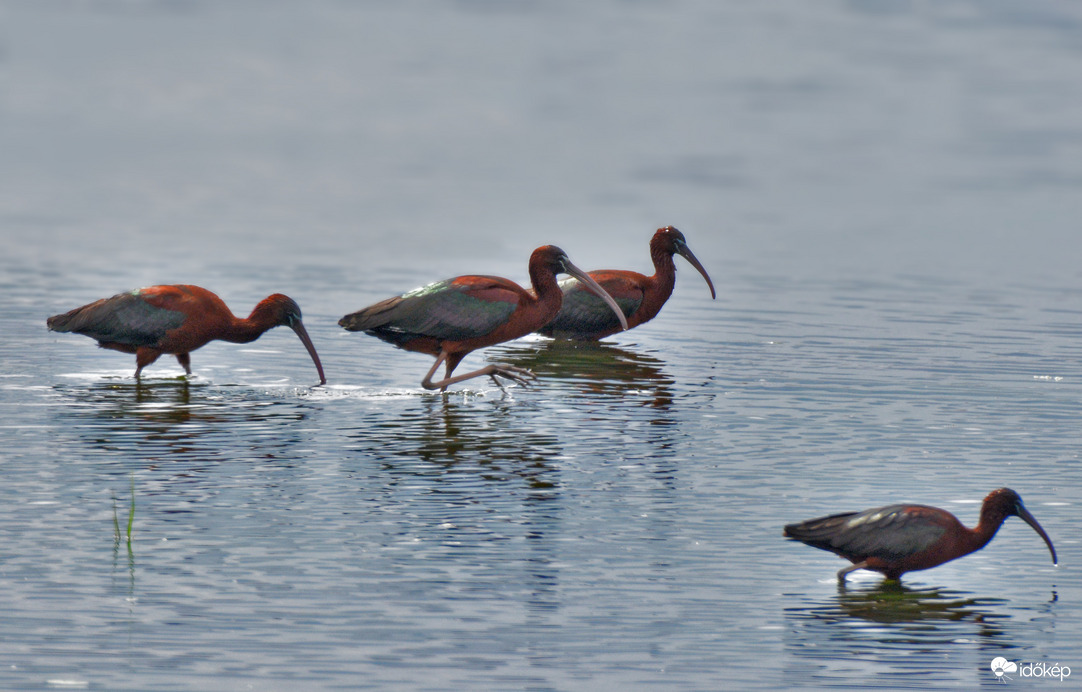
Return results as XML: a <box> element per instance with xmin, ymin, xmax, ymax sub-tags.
<box><xmin>48</xmin><ymin>284</ymin><xmax>326</xmax><ymax>384</ymax></box>
<box><xmin>783</xmin><ymin>488</ymin><xmax>1057</xmax><ymax>582</ymax></box>
<box><xmin>339</xmin><ymin>245</ymin><xmax>628</xmax><ymax>391</ymax></box>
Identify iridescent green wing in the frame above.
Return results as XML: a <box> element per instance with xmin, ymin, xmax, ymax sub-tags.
<box><xmin>541</xmin><ymin>275</ymin><xmax>640</xmax><ymax>336</ymax></box>
<box><xmin>47</xmin><ymin>290</ymin><xmax>187</xmax><ymax>347</ymax></box>
<box><xmin>341</xmin><ymin>277</ymin><xmax>520</xmax><ymax>342</ymax></box>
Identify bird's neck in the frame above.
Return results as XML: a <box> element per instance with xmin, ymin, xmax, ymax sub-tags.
<box><xmin>220</xmin><ymin>306</ymin><xmax>280</xmax><ymax>344</ymax></box>
<box><xmin>968</xmin><ymin>508</ymin><xmax>1010</xmax><ymax>552</ymax></box>
<box><xmin>526</xmin><ymin>266</ymin><xmax>567</xmax><ymax>330</ymax></box>
<box><xmin>530</xmin><ymin>266</ymin><xmax>562</xmax><ymax>305</ymax></box>
<box><xmin>215</xmin><ymin>320</ymin><xmax>264</xmax><ymax>344</ymax></box>
<box><xmin>649</xmin><ymin>244</ymin><xmax>678</xmax><ymax>294</ymax></box>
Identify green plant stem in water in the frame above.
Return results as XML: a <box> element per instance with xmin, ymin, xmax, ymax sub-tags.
<box><xmin>126</xmin><ymin>474</ymin><xmax>135</xmax><ymax>544</ymax></box>
<box><xmin>113</xmin><ymin>474</ymin><xmax>135</xmax><ymax>545</ymax></box>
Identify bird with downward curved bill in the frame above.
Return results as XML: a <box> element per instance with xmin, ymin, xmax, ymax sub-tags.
<box><xmin>48</xmin><ymin>285</ymin><xmax>327</xmax><ymax>384</ymax></box>
<box><xmin>339</xmin><ymin>245</ymin><xmax>629</xmax><ymax>391</ymax></box>
<box><xmin>537</xmin><ymin>226</ymin><xmax>715</xmax><ymax>340</ymax></box>
<box><xmin>783</xmin><ymin>488</ymin><xmax>1057</xmax><ymax>582</ymax></box>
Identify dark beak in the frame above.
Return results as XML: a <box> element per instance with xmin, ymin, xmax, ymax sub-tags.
<box><xmin>675</xmin><ymin>241</ymin><xmax>716</xmax><ymax>300</ymax></box>
<box><xmin>1017</xmin><ymin>503</ymin><xmax>1057</xmax><ymax>565</ymax></box>
<box><xmin>562</xmin><ymin>259</ymin><xmax>630</xmax><ymax>331</ymax></box>
<box><xmin>290</xmin><ymin>320</ymin><xmax>327</xmax><ymax>385</ymax></box>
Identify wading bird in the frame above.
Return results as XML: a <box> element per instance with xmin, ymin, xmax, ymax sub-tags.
<box><xmin>537</xmin><ymin>226</ymin><xmax>715</xmax><ymax>340</ymax></box>
<box><xmin>339</xmin><ymin>245</ymin><xmax>628</xmax><ymax>391</ymax></box>
<box><xmin>48</xmin><ymin>285</ymin><xmax>326</xmax><ymax>384</ymax></box>
<box><xmin>783</xmin><ymin>488</ymin><xmax>1057</xmax><ymax>581</ymax></box>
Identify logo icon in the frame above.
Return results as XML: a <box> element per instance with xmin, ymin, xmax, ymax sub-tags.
<box><xmin>991</xmin><ymin>657</ymin><xmax>1018</xmax><ymax>682</ymax></box>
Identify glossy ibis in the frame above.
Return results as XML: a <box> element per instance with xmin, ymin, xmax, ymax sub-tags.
<box><xmin>338</xmin><ymin>245</ymin><xmax>628</xmax><ymax>391</ymax></box>
<box><xmin>783</xmin><ymin>488</ymin><xmax>1057</xmax><ymax>581</ymax></box>
<box><xmin>48</xmin><ymin>285</ymin><xmax>326</xmax><ymax>384</ymax></box>
<box><xmin>537</xmin><ymin>226</ymin><xmax>715</xmax><ymax>340</ymax></box>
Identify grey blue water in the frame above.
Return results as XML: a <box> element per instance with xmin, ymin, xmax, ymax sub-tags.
<box><xmin>2</xmin><ymin>1</ymin><xmax>1081</xmax><ymax>689</ymax></box>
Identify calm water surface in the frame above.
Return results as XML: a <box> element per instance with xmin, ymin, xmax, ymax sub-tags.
<box><xmin>2</xmin><ymin>1</ymin><xmax>1081</xmax><ymax>689</ymax></box>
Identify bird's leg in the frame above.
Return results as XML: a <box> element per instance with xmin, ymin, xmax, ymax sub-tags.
<box><xmin>175</xmin><ymin>353</ymin><xmax>192</xmax><ymax>375</ymax></box>
<box><xmin>471</xmin><ymin>353</ymin><xmax>535</xmax><ymax>389</ymax></box>
<box><xmin>837</xmin><ymin>561</ymin><xmax>869</xmax><ymax>582</ymax></box>
<box><xmin>421</xmin><ymin>354</ymin><xmax>450</xmax><ymax>392</ymax></box>
<box><xmin>442</xmin><ymin>355</ymin><xmax>458</xmax><ymax>393</ymax></box>
<box><xmin>421</xmin><ymin>352</ymin><xmax>536</xmax><ymax>391</ymax></box>
<box><xmin>488</xmin><ymin>364</ymin><xmax>536</xmax><ymax>388</ymax></box>
<box><xmin>427</xmin><ymin>363</ymin><xmax>535</xmax><ymax>390</ymax></box>
<box><xmin>134</xmin><ymin>347</ymin><xmax>163</xmax><ymax>380</ymax></box>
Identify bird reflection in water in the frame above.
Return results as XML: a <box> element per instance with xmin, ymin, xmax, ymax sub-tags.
<box><xmin>364</xmin><ymin>395</ymin><xmax>563</xmax><ymax>497</ymax></box>
<box><xmin>426</xmin><ymin>396</ymin><xmax>564</xmax><ymax>613</ymax></box>
<box><xmin>61</xmin><ymin>379</ymin><xmax>197</xmax><ymax>424</ymax></box>
<box><xmin>479</xmin><ymin>341</ymin><xmax>684</xmax><ymax>488</ymax></box>
<box><xmin>55</xmin><ymin>380</ymin><xmax>315</xmax><ymax>468</ymax></box>
<box><xmin>346</xmin><ymin>396</ymin><xmax>565</xmax><ymax>614</ymax></box>
<box><xmin>826</xmin><ymin>580</ymin><xmax>1004</xmax><ymax>626</ymax></box>
<box><xmin>780</xmin><ymin>579</ymin><xmax>1056</xmax><ymax>686</ymax></box>
<box><xmin>489</xmin><ymin>339</ymin><xmax>675</xmax><ymax>408</ymax></box>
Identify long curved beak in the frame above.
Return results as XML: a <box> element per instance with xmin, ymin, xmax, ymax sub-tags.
<box><xmin>561</xmin><ymin>259</ymin><xmax>630</xmax><ymax>331</ymax></box>
<box><xmin>675</xmin><ymin>241</ymin><xmax>716</xmax><ymax>300</ymax></box>
<box><xmin>290</xmin><ymin>320</ymin><xmax>327</xmax><ymax>385</ymax></box>
<box><xmin>1017</xmin><ymin>504</ymin><xmax>1057</xmax><ymax>564</ymax></box>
